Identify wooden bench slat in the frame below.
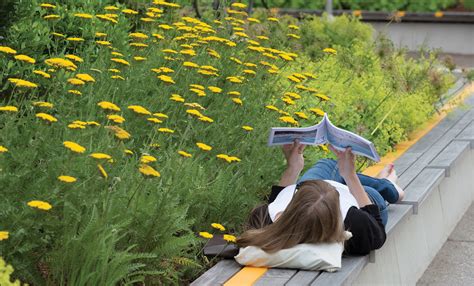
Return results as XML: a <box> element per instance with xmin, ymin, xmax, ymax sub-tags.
<box><xmin>285</xmin><ymin>270</ymin><xmax>322</xmax><ymax>285</ymax></box>
<box><xmin>190</xmin><ymin>260</ymin><xmax>242</xmax><ymax>286</ymax></box>
<box><xmin>454</xmin><ymin>120</ymin><xmax>474</xmax><ymax>148</ymax></box>
<box><xmin>397</xmin><ymin>107</ymin><xmax>473</xmax><ymax>189</ymax></box>
<box><xmin>428</xmin><ymin>140</ymin><xmax>470</xmax><ymax>176</ymax></box>
<box><xmin>311</xmin><ymin>255</ymin><xmax>369</xmax><ymax>286</ymax></box>
<box><xmin>253</xmin><ymin>268</ymin><xmax>297</xmax><ymax>286</ymax></box>
<box><xmin>398</xmin><ymin>168</ymin><xmax>445</xmax><ymax>214</ymax></box>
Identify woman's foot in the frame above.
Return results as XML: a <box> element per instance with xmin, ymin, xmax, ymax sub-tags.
<box><xmin>377</xmin><ymin>163</ymin><xmax>394</xmax><ymax>179</ymax></box>
<box><xmin>384</xmin><ymin>167</ymin><xmax>405</xmax><ymax>202</ymax></box>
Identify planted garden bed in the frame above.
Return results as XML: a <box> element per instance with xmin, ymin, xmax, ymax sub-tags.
<box><xmin>0</xmin><ymin>1</ymin><xmax>456</xmax><ymax>284</ymax></box>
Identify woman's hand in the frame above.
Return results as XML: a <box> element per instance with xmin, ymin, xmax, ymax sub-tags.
<box><xmin>329</xmin><ymin>145</ymin><xmax>356</xmax><ymax>179</ymax></box>
<box><xmin>279</xmin><ymin>140</ymin><xmax>305</xmax><ymax>187</ymax></box>
<box><xmin>282</xmin><ymin>140</ymin><xmax>305</xmax><ymax>172</ymax></box>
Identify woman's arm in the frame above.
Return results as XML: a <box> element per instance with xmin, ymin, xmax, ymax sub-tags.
<box><xmin>279</xmin><ymin>140</ymin><xmax>305</xmax><ymax>187</ymax></box>
<box><xmin>329</xmin><ymin>146</ymin><xmax>372</xmax><ymax>207</ymax></box>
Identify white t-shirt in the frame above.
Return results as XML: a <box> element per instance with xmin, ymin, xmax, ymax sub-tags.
<box><xmin>268</xmin><ymin>180</ymin><xmax>359</xmax><ymax>222</ymax></box>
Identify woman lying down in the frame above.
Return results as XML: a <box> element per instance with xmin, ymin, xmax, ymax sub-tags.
<box><xmin>235</xmin><ymin>141</ymin><xmax>404</xmax><ymax>271</ymax></box>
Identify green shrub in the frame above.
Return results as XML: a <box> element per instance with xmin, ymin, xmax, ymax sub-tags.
<box><xmin>0</xmin><ymin>1</ymin><xmax>453</xmax><ymax>284</ymax></box>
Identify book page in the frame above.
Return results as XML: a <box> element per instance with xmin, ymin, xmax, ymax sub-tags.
<box><xmin>268</xmin><ymin>120</ymin><xmax>326</xmax><ymax>146</ymax></box>
<box><xmin>325</xmin><ymin>116</ymin><xmax>380</xmax><ymax>162</ymax></box>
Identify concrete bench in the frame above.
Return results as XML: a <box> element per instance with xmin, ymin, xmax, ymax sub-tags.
<box><xmin>192</xmin><ymin>91</ymin><xmax>474</xmax><ymax>285</ymax></box>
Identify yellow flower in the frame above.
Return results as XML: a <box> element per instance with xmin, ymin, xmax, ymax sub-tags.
<box><xmin>74</xmin><ymin>13</ymin><xmax>94</xmax><ymax>19</ymax></box>
<box><xmin>190</xmin><ymin>88</ymin><xmax>206</xmax><ymax>97</ymax></box>
<box><xmin>186</xmin><ymin>109</ymin><xmax>204</xmax><ymax>117</ymax></box>
<box><xmin>76</xmin><ymin>73</ymin><xmax>95</xmax><ymax>82</ymax></box>
<box><xmin>199</xmin><ymin>231</ymin><xmax>213</xmax><ymax>239</ymax></box>
<box><xmin>152</xmin><ymin>33</ymin><xmax>165</xmax><ymax>40</ymax></box>
<box><xmin>68</xmin><ymin>90</ymin><xmax>82</xmax><ymax>95</ymax></box>
<box><xmin>40</xmin><ymin>3</ymin><xmax>56</xmax><ymax>8</ymax></box>
<box><xmin>58</xmin><ymin>175</ymin><xmax>77</xmax><ymax>183</ymax></box>
<box><xmin>0</xmin><ymin>106</ymin><xmax>18</xmax><ymax>112</ymax></box>
<box><xmin>27</xmin><ymin>200</ymin><xmax>52</xmax><ymax>211</ymax></box>
<box><xmin>139</xmin><ymin>164</ymin><xmax>161</xmax><ymax>177</ymax></box>
<box><xmin>96</xmin><ymin>15</ymin><xmax>118</xmax><ymax>24</ymax></box>
<box><xmin>107</xmin><ymin>114</ymin><xmax>125</xmax><ymax>123</ymax></box>
<box><xmin>243</xmin><ymin>69</ymin><xmax>256</xmax><ymax>75</ymax></box>
<box><xmin>279</xmin><ymin>116</ymin><xmax>298</xmax><ymax>126</ymax></box>
<box><xmin>106</xmin><ymin>125</ymin><xmax>131</xmax><ymax>140</ymax></box>
<box><xmin>211</xmin><ymin>223</ymin><xmax>225</xmax><ymax>231</ymax></box>
<box><xmin>315</xmin><ymin>93</ymin><xmax>330</xmax><ymax>101</ymax></box>
<box><xmin>158</xmin><ymin>128</ymin><xmax>174</xmax><ymax>133</ymax></box>
<box><xmin>247</xmin><ymin>17</ymin><xmax>261</xmax><ymax>23</ymax></box>
<box><xmin>33</xmin><ymin>70</ymin><xmax>51</xmax><ymax>78</ymax></box>
<box><xmin>111</xmin><ymin>75</ymin><xmax>125</xmax><ymax>80</ymax></box>
<box><xmin>122</xmin><ymin>8</ymin><xmax>139</xmax><ymax>15</ymax></box>
<box><xmin>162</xmin><ymin>48</ymin><xmax>178</xmax><ymax>54</ymax></box>
<box><xmin>157</xmin><ymin>75</ymin><xmax>175</xmax><ymax>84</ymax></box>
<box><xmin>14</xmin><ymin>54</ymin><xmax>36</xmax><ymax>64</ymax></box>
<box><xmin>242</xmin><ymin>125</ymin><xmax>253</xmax><ymax>131</ymax></box>
<box><xmin>63</xmin><ymin>141</ymin><xmax>86</xmax><ymax>153</ymax></box>
<box><xmin>36</xmin><ymin>113</ymin><xmax>57</xmax><ymax>123</ymax></box>
<box><xmin>134</xmin><ymin>56</ymin><xmax>147</xmax><ymax>61</ymax></box>
<box><xmin>97</xmin><ymin>164</ymin><xmax>108</xmax><ymax>179</ymax></box>
<box><xmin>0</xmin><ymin>45</ymin><xmax>17</xmax><ymax>54</ymax></box>
<box><xmin>223</xmin><ymin>234</ymin><xmax>237</xmax><ymax>243</ymax></box>
<box><xmin>8</xmin><ymin>78</ymin><xmax>38</xmax><ymax>88</ymax></box>
<box><xmin>0</xmin><ymin>146</ymin><xmax>8</xmax><ymax>153</ymax></box>
<box><xmin>196</xmin><ymin>142</ymin><xmax>212</xmax><ymax>151</ymax></box>
<box><xmin>288</xmin><ymin>24</ymin><xmax>300</xmax><ymax>30</ymax></box>
<box><xmin>90</xmin><ymin>153</ymin><xmax>112</xmax><ymax>160</ymax></box>
<box><xmin>111</xmin><ymin>58</ymin><xmax>130</xmax><ymax>66</ymax></box>
<box><xmin>67</xmin><ymin>78</ymin><xmax>85</xmax><ymax>85</ymax></box>
<box><xmin>98</xmin><ymin>101</ymin><xmax>121</xmax><ymax>112</ymax></box>
<box><xmin>66</xmin><ymin>37</ymin><xmax>85</xmax><ymax>42</ymax></box>
<box><xmin>199</xmin><ymin>116</ymin><xmax>214</xmax><ymax>123</ymax></box>
<box><xmin>0</xmin><ymin>231</ymin><xmax>9</xmax><ymax>241</ymax></box>
<box><xmin>43</xmin><ymin>14</ymin><xmax>60</xmax><ymax>20</ymax></box>
<box><xmin>51</xmin><ymin>32</ymin><xmax>65</xmax><ymax>37</ymax></box>
<box><xmin>295</xmin><ymin>112</ymin><xmax>309</xmax><ymax>119</ymax></box>
<box><xmin>267</xmin><ymin>17</ymin><xmax>279</xmax><ymax>22</ymax></box>
<box><xmin>104</xmin><ymin>5</ymin><xmax>119</xmax><ymax>11</ymax></box>
<box><xmin>323</xmin><ymin>48</ymin><xmax>337</xmax><ymax>55</ymax></box>
<box><xmin>140</xmin><ymin>155</ymin><xmax>157</xmax><ymax>164</ymax></box>
<box><xmin>217</xmin><ymin>154</ymin><xmax>241</xmax><ymax>163</ymax></box>
<box><xmin>108</xmin><ymin>68</ymin><xmax>121</xmax><ymax>73</ymax></box>
<box><xmin>170</xmin><ymin>94</ymin><xmax>185</xmax><ymax>102</ymax></box>
<box><xmin>95</xmin><ymin>32</ymin><xmax>107</xmax><ymax>37</ymax></box>
<box><xmin>32</xmin><ymin>101</ymin><xmax>53</xmax><ymax>108</ymax></box>
<box><xmin>96</xmin><ymin>40</ymin><xmax>112</xmax><ymax>46</ymax></box>
<box><xmin>232</xmin><ymin>98</ymin><xmax>243</xmax><ymax>105</ymax></box>
<box><xmin>178</xmin><ymin>150</ymin><xmax>192</xmax><ymax>158</ymax></box>
<box><xmin>287</xmin><ymin>75</ymin><xmax>301</xmax><ymax>83</ymax></box>
<box><xmin>124</xmin><ymin>149</ymin><xmax>134</xmax><ymax>155</ymax></box>
<box><xmin>68</xmin><ymin>123</ymin><xmax>85</xmax><ymax>129</ymax></box>
<box><xmin>45</xmin><ymin>58</ymin><xmax>77</xmax><ymax>70</ymax></box>
<box><xmin>128</xmin><ymin>105</ymin><xmax>151</xmax><ymax>115</ymax></box>
<box><xmin>153</xmin><ymin>112</ymin><xmax>169</xmax><ymax>119</ymax></box>
<box><xmin>130</xmin><ymin>42</ymin><xmax>148</xmax><ymax>48</ymax></box>
<box><xmin>183</xmin><ymin>61</ymin><xmax>199</xmax><ymax>68</ymax></box>
<box><xmin>309</xmin><ymin>108</ymin><xmax>325</xmax><ymax>116</ymax></box>
<box><xmin>147</xmin><ymin>117</ymin><xmax>162</xmax><ymax>124</ymax></box>
<box><xmin>129</xmin><ymin>32</ymin><xmax>148</xmax><ymax>39</ymax></box>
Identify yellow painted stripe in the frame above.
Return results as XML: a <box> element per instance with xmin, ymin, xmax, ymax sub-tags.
<box><xmin>363</xmin><ymin>82</ymin><xmax>474</xmax><ymax>177</ymax></box>
<box><xmin>224</xmin><ymin>266</ymin><xmax>268</xmax><ymax>286</ymax></box>
<box><xmin>222</xmin><ymin>83</ymin><xmax>473</xmax><ymax>286</ymax></box>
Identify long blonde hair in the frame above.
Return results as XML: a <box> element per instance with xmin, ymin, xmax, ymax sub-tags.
<box><xmin>237</xmin><ymin>180</ymin><xmax>346</xmax><ymax>252</ymax></box>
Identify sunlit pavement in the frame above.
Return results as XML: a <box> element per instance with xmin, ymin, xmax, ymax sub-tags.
<box><xmin>418</xmin><ymin>202</ymin><xmax>474</xmax><ymax>285</ymax></box>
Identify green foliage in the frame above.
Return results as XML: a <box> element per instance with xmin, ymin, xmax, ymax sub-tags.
<box><xmin>0</xmin><ymin>1</ymin><xmax>454</xmax><ymax>284</ymax></box>
<box><xmin>0</xmin><ymin>257</ymin><xmax>23</xmax><ymax>286</ymax></box>
<box><xmin>261</xmin><ymin>0</ymin><xmax>459</xmax><ymax>12</ymax></box>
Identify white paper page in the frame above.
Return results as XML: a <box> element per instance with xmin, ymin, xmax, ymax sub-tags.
<box><xmin>325</xmin><ymin>116</ymin><xmax>380</xmax><ymax>162</ymax></box>
<box><xmin>268</xmin><ymin>120</ymin><xmax>326</xmax><ymax>146</ymax></box>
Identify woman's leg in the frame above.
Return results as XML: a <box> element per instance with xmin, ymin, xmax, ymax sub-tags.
<box><xmin>297</xmin><ymin>159</ymin><xmax>345</xmax><ymax>184</ymax></box>
<box><xmin>299</xmin><ymin>159</ymin><xmax>400</xmax><ymax>203</ymax></box>
<box><xmin>364</xmin><ymin>186</ymin><xmax>388</xmax><ymax>226</ymax></box>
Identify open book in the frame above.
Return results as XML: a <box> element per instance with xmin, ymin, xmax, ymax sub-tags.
<box><xmin>268</xmin><ymin>114</ymin><xmax>380</xmax><ymax>162</ymax></box>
